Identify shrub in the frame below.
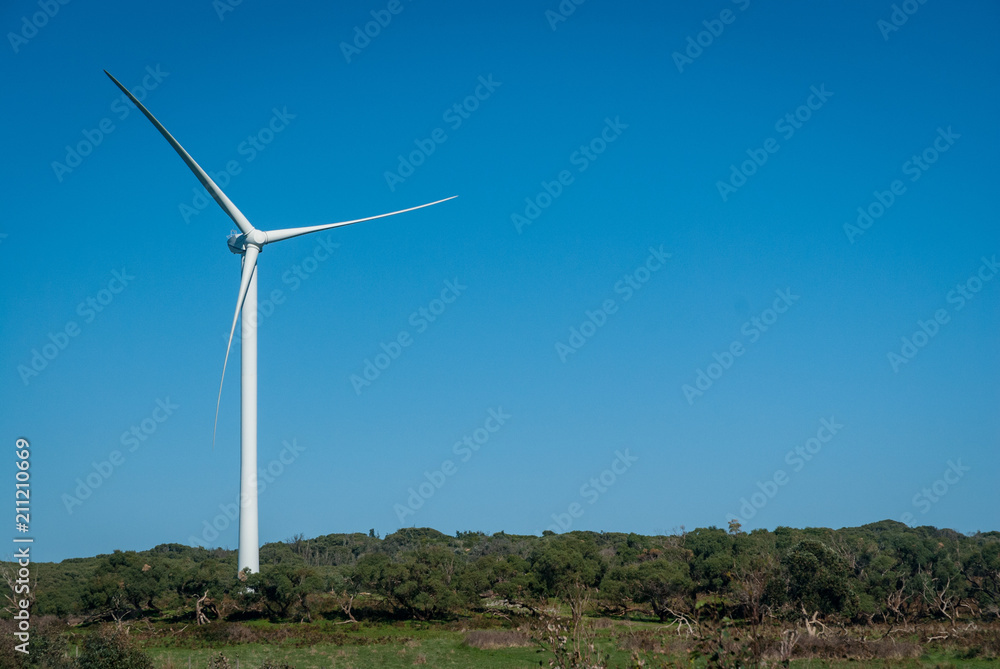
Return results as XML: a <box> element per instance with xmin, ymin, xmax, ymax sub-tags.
<box><xmin>75</xmin><ymin>627</ymin><xmax>151</xmax><ymax>669</ymax></box>
<box><xmin>0</xmin><ymin>616</ymin><xmax>71</xmax><ymax>669</ymax></box>
<box><xmin>205</xmin><ymin>654</ymin><xmax>229</xmax><ymax>669</ymax></box>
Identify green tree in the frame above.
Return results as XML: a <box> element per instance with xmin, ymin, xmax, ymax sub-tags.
<box><xmin>352</xmin><ymin>547</ymin><xmax>471</xmax><ymax>619</ymax></box>
<box><xmin>684</xmin><ymin>528</ymin><xmax>734</xmax><ymax>594</ymax></box>
<box><xmin>606</xmin><ymin>556</ymin><xmax>693</xmax><ymax>622</ymax></box>
<box><xmin>531</xmin><ymin>534</ymin><xmax>604</xmax><ymax>624</ymax></box>
<box><xmin>245</xmin><ymin>564</ymin><xmax>323</xmax><ymax>620</ymax></box>
<box><xmin>467</xmin><ymin>554</ymin><xmax>533</xmax><ymax>609</ymax></box>
<box><xmin>782</xmin><ymin>540</ymin><xmax>854</xmax><ymax>615</ymax></box>
<box><xmin>81</xmin><ymin>552</ymin><xmax>172</xmax><ymax>618</ymax></box>
<box><xmin>176</xmin><ymin>558</ymin><xmax>232</xmax><ymax>623</ymax></box>
<box><xmin>962</xmin><ymin>538</ymin><xmax>1000</xmax><ymax>612</ymax></box>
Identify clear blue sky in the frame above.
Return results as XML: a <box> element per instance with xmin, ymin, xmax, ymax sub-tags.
<box><xmin>2</xmin><ymin>0</ymin><xmax>997</xmax><ymax>562</ymax></box>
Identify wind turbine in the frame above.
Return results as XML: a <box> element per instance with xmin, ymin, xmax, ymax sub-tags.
<box><xmin>105</xmin><ymin>71</ymin><xmax>455</xmax><ymax>576</ymax></box>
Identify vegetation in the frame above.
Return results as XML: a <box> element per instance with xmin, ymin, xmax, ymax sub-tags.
<box><xmin>2</xmin><ymin>521</ymin><xmax>999</xmax><ymax>668</ymax></box>
<box><xmin>75</xmin><ymin>627</ymin><xmax>152</xmax><ymax>669</ymax></box>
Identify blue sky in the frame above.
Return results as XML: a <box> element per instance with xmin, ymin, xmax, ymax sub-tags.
<box><xmin>1</xmin><ymin>0</ymin><xmax>998</xmax><ymax>562</ymax></box>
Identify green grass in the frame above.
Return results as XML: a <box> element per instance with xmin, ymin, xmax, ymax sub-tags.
<box><xmin>787</xmin><ymin>658</ymin><xmax>1000</xmax><ymax>669</ymax></box>
<box><xmin>135</xmin><ymin>620</ymin><xmax>996</xmax><ymax>669</ymax></box>
<box><xmin>147</xmin><ymin>630</ymin><xmax>544</xmax><ymax>669</ymax></box>
<box><xmin>145</xmin><ymin>640</ymin><xmax>1000</xmax><ymax>669</ymax></box>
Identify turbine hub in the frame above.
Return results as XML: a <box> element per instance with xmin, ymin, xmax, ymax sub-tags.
<box><xmin>226</xmin><ymin>229</ymin><xmax>267</xmax><ymax>254</ymax></box>
<box><xmin>247</xmin><ymin>229</ymin><xmax>267</xmax><ymax>247</ymax></box>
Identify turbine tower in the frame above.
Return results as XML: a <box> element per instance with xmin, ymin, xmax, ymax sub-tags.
<box><xmin>105</xmin><ymin>71</ymin><xmax>455</xmax><ymax>576</ymax></box>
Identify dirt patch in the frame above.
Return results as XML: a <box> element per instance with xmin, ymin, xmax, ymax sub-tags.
<box><xmin>463</xmin><ymin>629</ymin><xmax>533</xmax><ymax>649</ymax></box>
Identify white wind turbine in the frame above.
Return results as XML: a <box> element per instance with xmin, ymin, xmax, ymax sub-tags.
<box><xmin>105</xmin><ymin>71</ymin><xmax>455</xmax><ymax>576</ymax></box>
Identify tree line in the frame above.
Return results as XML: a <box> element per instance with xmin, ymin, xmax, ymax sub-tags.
<box><xmin>8</xmin><ymin>520</ymin><xmax>999</xmax><ymax>627</ymax></box>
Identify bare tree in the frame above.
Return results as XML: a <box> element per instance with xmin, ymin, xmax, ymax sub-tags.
<box><xmin>0</xmin><ymin>560</ymin><xmax>35</xmax><ymax>615</ymax></box>
<box><xmin>922</xmin><ymin>574</ymin><xmax>958</xmax><ymax>627</ymax></box>
<box><xmin>195</xmin><ymin>591</ymin><xmax>219</xmax><ymax>625</ymax></box>
<box><xmin>801</xmin><ymin>605</ymin><xmax>828</xmax><ymax>637</ymax></box>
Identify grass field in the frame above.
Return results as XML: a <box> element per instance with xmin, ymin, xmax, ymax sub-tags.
<box><xmin>147</xmin><ymin>623</ymin><xmax>541</xmax><ymax>669</ymax></box>
<box><xmin>116</xmin><ymin>619</ymin><xmax>1000</xmax><ymax>669</ymax></box>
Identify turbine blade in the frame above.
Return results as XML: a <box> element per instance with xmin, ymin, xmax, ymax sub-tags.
<box><xmin>213</xmin><ymin>245</ymin><xmax>260</xmax><ymax>448</ymax></box>
<box><xmin>263</xmin><ymin>196</ymin><xmax>457</xmax><ymax>244</ymax></box>
<box><xmin>104</xmin><ymin>70</ymin><xmax>254</xmax><ymax>235</ymax></box>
